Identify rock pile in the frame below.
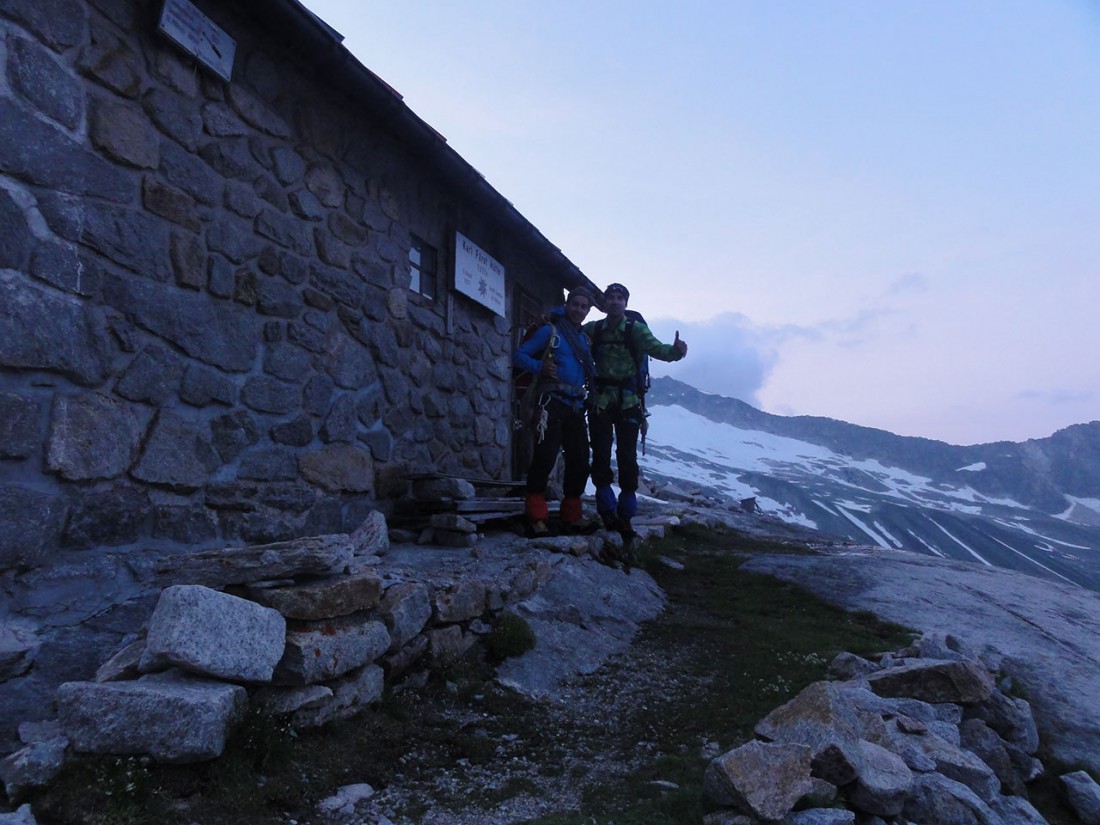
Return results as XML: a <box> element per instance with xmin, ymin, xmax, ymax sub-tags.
<box><xmin>0</xmin><ymin>507</ymin><xmax>667</xmax><ymax>804</ymax></box>
<box><xmin>0</xmin><ymin>516</ymin><xmax>513</xmax><ymax>790</ymax></box>
<box><xmin>702</xmin><ymin>631</ymin><xmax>1100</xmax><ymax>824</ymax></box>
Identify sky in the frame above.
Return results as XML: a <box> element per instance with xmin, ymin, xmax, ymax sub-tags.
<box><xmin>299</xmin><ymin>0</ymin><xmax>1100</xmax><ymax>446</ymax></box>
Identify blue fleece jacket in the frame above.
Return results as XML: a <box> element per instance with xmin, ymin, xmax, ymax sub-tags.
<box><xmin>513</xmin><ymin>307</ymin><xmax>592</xmax><ymax>409</ymax></box>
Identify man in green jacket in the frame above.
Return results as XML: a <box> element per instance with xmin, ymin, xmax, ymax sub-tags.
<box><xmin>584</xmin><ymin>282</ymin><xmax>688</xmax><ymax>539</ymax></box>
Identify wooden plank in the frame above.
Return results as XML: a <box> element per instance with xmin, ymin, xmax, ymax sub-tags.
<box><xmin>463</xmin><ymin>511</ymin><xmax>524</xmax><ymax>524</ymax></box>
<box><xmin>403</xmin><ymin>471</ymin><xmax>525</xmax><ymax>488</ymax></box>
<box><xmin>454</xmin><ymin>499</ymin><xmax>562</xmax><ymax>513</ymax></box>
<box><xmin>454</xmin><ymin>498</ymin><xmax>523</xmax><ymax>513</ymax></box>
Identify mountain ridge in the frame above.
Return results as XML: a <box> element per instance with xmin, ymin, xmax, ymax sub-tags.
<box><xmin>642</xmin><ymin>376</ymin><xmax>1100</xmax><ymax>590</ymax></box>
<box><xmin>648</xmin><ymin>376</ymin><xmax>1100</xmax><ymax>515</ymax></box>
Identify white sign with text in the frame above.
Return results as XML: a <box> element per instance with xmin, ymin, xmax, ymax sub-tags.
<box><xmin>158</xmin><ymin>0</ymin><xmax>236</xmax><ymax>82</ymax></box>
<box><xmin>454</xmin><ymin>232</ymin><xmax>506</xmax><ymax>316</ymax></box>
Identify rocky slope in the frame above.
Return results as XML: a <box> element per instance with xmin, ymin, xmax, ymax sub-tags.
<box><xmin>745</xmin><ymin>542</ymin><xmax>1100</xmax><ymax>777</ymax></box>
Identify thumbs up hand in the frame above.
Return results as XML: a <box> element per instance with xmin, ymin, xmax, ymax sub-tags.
<box><xmin>673</xmin><ymin>330</ymin><xmax>688</xmax><ymax>357</ymax></box>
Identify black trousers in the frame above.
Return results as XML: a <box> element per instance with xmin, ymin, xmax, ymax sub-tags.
<box><xmin>589</xmin><ymin>405</ymin><xmax>643</xmax><ymax>494</ymax></box>
<box><xmin>526</xmin><ymin>398</ymin><xmax>590</xmax><ymax>498</ymax></box>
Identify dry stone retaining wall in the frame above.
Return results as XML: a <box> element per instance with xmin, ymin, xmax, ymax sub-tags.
<box><xmin>0</xmin><ymin>508</ymin><xmax>586</xmax><ymax>795</ymax></box>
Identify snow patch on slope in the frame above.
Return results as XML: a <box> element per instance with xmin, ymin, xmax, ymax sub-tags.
<box><xmin>642</xmin><ymin>405</ymin><xmax>1027</xmax><ymax>518</ymax></box>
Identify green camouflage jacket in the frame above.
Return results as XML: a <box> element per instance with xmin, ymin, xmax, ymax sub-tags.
<box><xmin>583</xmin><ymin>316</ymin><xmax>683</xmax><ymax>412</ymax></box>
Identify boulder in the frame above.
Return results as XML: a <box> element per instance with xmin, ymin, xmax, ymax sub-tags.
<box><xmin>914</xmin><ymin>631</ymin><xmax>978</xmax><ymax>663</ymax></box>
<box><xmin>1061</xmin><ymin>770</ymin><xmax>1100</xmax><ymax>825</ymax></box>
<box><xmin>95</xmin><ymin>639</ymin><xmax>145</xmax><ymax>682</ymax></box>
<box><xmin>882</xmin><ymin>721</ymin><xmax>999</xmax><ymax>802</ymax></box>
<box><xmin>154</xmin><ymin>534</ymin><xmax>353</xmax><ymax>587</ymax></box>
<box><xmin>411</xmin><ymin>476</ymin><xmax>475</xmax><ymax>499</ymax></box>
<box><xmin>756</xmin><ymin>681</ymin><xmax>886</xmax><ymax>751</ymax></box>
<box><xmin>432</xmin><ymin>579</ymin><xmax>487</xmax><ymax>623</ymax></box>
<box><xmin>350</xmin><ymin>510</ymin><xmax>389</xmax><ymax>556</ymax></box>
<box><xmin>429</xmin><ymin>513</ymin><xmax>477</xmax><ymax>534</ymax></box>
<box><xmin>0</xmin><ymin>805</ymin><xmax>36</xmax><ymax>825</ymax></box>
<box><xmin>966</xmin><ymin>687</ymin><xmax>1040</xmax><ymax>754</ymax></box>
<box><xmin>140</xmin><ymin>585</ymin><xmax>286</xmax><ymax>682</ymax></box>
<box><xmin>425</xmin><ymin>624</ymin><xmax>476</xmax><ymax>668</ymax></box>
<box><xmin>703</xmin><ymin>740</ymin><xmax>814</xmax><ymax>820</ymax></box>
<box><xmin>292</xmin><ymin>664</ymin><xmax>384</xmax><ymax>728</ymax></box>
<box><xmin>782</xmin><ymin>810</ymin><xmax>855</xmax><ymax>825</ymax></box>
<box><xmin>0</xmin><ymin>623</ymin><xmax>40</xmax><ymax>682</ymax></box>
<box><xmin>845</xmin><ymin>739</ymin><xmax>913</xmax><ymax>817</ymax></box>
<box><xmin>959</xmin><ymin>717</ymin><xmax>1026</xmax><ymax>796</ymax></box>
<box><xmin>379</xmin><ymin>581</ymin><xmax>432</xmax><ymax>650</ymax></box>
<box><xmin>990</xmin><ymin>795</ymin><xmax>1050</xmax><ymax>825</ymax></box>
<box><xmin>246</xmin><ymin>570</ymin><xmax>383</xmax><ymax>620</ymax></box>
<box><xmin>383</xmin><ymin>634</ymin><xmax>429</xmax><ymax>680</ymax></box>
<box><xmin>901</xmin><ymin>772</ymin><xmax>1002</xmax><ymax>825</ymax></box>
<box><xmin>866</xmin><ymin>659</ymin><xmax>994</xmax><ymax>705</ymax></box>
<box><xmin>826</xmin><ymin>651</ymin><xmax>878</xmax><ymax>680</ymax></box>
<box><xmin>840</xmin><ymin>685</ymin><xmax>943</xmax><ymax>728</ymax></box>
<box><xmin>0</xmin><ymin>722</ymin><xmax>68</xmax><ymax>800</ymax></box>
<box><xmin>274</xmin><ymin>615</ymin><xmax>389</xmax><ymax>684</ymax></box>
<box><xmin>57</xmin><ymin>671</ymin><xmax>247</xmax><ymax>763</ymax></box>
<box><xmin>252</xmin><ymin>684</ymin><xmax>333</xmax><ymax>716</ymax></box>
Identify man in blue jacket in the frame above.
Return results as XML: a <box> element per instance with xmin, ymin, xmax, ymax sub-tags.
<box><xmin>513</xmin><ymin>287</ymin><xmax>597</xmax><ymax>537</ymax></box>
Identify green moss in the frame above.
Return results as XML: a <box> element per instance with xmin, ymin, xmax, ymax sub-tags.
<box><xmin>486</xmin><ymin>610</ymin><xmax>537</xmax><ymax>662</ymax></box>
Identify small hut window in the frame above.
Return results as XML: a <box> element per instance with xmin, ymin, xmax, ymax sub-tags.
<box><xmin>408</xmin><ymin>236</ymin><xmax>437</xmax><ymax>299</ymax></box>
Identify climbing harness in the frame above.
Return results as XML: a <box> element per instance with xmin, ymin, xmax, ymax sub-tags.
<box><xmin>514</xmin><ymin>325</ymin><xmax>559</xmax><ymax>435</ymax></box>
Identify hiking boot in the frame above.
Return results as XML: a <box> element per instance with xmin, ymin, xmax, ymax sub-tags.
<box><xmin>618</xmin><ymin>516</ymin><xmax>637</xmax><ymax>541</ymax></box>
<box><xmin>621</xmin><ymin>542</ymin><xmax>637</xmax><ymax>574</ymax></box>
<box><xmin>598</xmin><ymin>544</ymin><xmax>622</xmax><ymax>570</ymax></box>
<box><xmin>599</xmin><ymin>512</ymin><xmax>622</xmax><ymax>531</ymax></box>
<box><xmin>526</xmin><ymin>519</ymin><xmax>551</xmax><ymax>539</ymax></box>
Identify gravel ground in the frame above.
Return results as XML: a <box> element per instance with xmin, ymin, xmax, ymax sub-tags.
<box><xmin>318</xmin><ymin>598</ymin><xmax>711</xmax><ymax>825</ymax></box>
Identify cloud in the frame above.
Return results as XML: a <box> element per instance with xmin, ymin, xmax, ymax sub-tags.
<box><xmin>643</xmin><ymin>274</ymin><xmax>923</xmax><ymax>412</ymax></box>
<box><xmin>1016</xmin><ymin>388</ymin><xmax>1095</xmax><ymax>405</ymax></box>
<box><xmin>645</xmin><ymin>312</ymin><xmax>777</xmax><ymax>406</ymax></box>
<box><xmin>885</xmin><ymin>272</ymin><xmax>927</xmax><ymax>296</ymax></box>
<box><xmin>644</xmin><ymin>289</ymin><xmax>911</xmax><ymax>410</ymax></box>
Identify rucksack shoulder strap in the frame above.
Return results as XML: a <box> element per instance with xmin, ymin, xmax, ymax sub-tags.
<box><xmin>623</xmin><ymin>317</ymin><xmax>640</xmax><ymax>365</ymax></box>
<box><xmin>590</xmin><ymin>319</ymin><xmax>607</xmax><ymax>356</ymax></box>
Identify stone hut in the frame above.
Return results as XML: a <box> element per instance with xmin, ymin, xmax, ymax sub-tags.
<box><xmin>0</xmin><ymin>0</ymin><xmax>599</xmax><ymax>747</ymax></box>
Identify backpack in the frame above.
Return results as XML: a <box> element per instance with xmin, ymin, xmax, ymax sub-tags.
<box><xmin>590</xmin><ymin>309</ymin><xmax>652</xmax><ymax>453</ymax></box>
<box><xmin>512</xmin><ymin>315</ymin><xmax>553</xmax><ymax>431</ymax></box>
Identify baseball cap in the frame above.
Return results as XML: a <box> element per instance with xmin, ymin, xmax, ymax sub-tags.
<box><xmin>604</xmin><ymin>283</ymin><xmax>630</xmax><ymax>300</ymax></box>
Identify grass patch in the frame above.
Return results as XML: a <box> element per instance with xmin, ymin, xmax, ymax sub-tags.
<box><xmin>521</xmin><ymin>524</ymin><xmax>914</xmax><ymax>824</ymax></box>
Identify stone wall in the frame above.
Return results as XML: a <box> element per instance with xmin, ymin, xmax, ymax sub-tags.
<box><xmin>0</xmin><ymin>0</ymin><xmax>567</xmax><ymax>577</ymax></box>
<box><xmin>0</xmin><ymin>0</ymin><xmax>579</xmax><ymax>742</ymax></box>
